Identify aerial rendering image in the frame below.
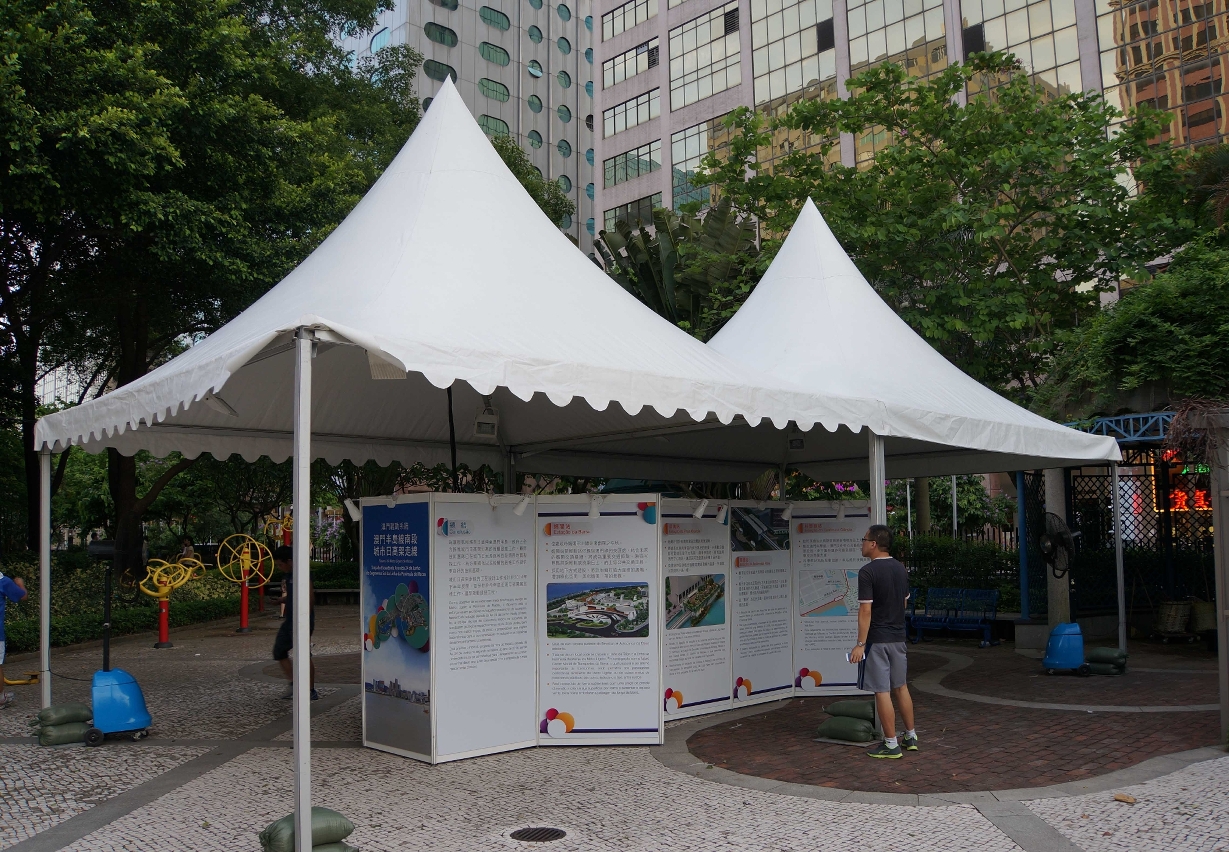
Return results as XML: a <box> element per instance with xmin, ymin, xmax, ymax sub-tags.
<box><xmin>545</xmin><ymin>582</ymin><xmax>650</xmax><ymax>638</ymax></box>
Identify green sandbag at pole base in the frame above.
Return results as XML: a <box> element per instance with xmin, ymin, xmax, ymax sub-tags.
<box><xmin>815</xmin><ymin>716</ymin><xmax>877</xmax><ymax>742</ymax></box>
<box><xmin>822</xmin><ymin>700</ymin><xmax>875</xmax><ymax>722</ymax></box>
<box><xmin>1088</xmin><ymin>661</ymin><xmax>1126</xmax><ymax>676</ymax></box>
<box><xmin>38</xmin><ymin>722</ymin><xmax>91</xmax><ymax>746</ymax></box>
<box><xmin>28</xmin><ymin>703</ymin><xmax>93</xmax><ymax>727</ymax></box>
<box><xmin>259</xmin><ymin>808</ymin><xmax>355</xmax><ymax>852</ymax></box>
<box><xmin>1086</xmin><ymin>647</ymin><xmax>1128</xmax><ymax>665</ymax></box>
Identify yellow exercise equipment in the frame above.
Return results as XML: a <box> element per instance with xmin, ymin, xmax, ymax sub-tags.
<box><xmin>139</xmin><ymin>556</ymin><xmax>206</xmax><ymax>648</ymax></box>
<box><xmin>216</xmin><ymin>534</ymin><xmax>273</xmax><ymax>633</ymax></box>
<box><xmin>262</xmin><ymin>513</ymin><xmax>292</xmax><ymax>545</ymax></box>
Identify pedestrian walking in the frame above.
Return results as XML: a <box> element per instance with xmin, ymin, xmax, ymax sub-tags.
<box><xmin>0</xmin><ymin>571</ymin><xmax>28</xmax><ymax>709</ymax></box>
<box><xmin>271</xmin><ymin>546</ymin><xmax>318</xmax><ymax>700</ymax></box>
<box><xmin>849</xmin><ymin>524</ymin><xmax>917</xmax><ymax>758</ymax></box>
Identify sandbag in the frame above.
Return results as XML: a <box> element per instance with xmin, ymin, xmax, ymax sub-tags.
<box><xmin>815</xmin><ymin>716</ymin><xmax>876</xmax><ymax>743</ymax></box>
<box><xmin>260</xmin><ymin>808</ymin><xmax>355</xmax><ymax>852</ymax></box>
<box><xmin>31</xmin><ymin>703</ymin><xmax>92</xmax><ymax>727</ymax></box>
<box><xmin>1088</xmin><ymin>661</ymin><xmax>1126</xmax><ymax>676</ymax></box>
<box><xmin>823</xmin><ymin>700</ymin><xmax>874</xmax><ymax>722</ymax></box>
<box><xmin>312</xmin><ymin>844</ymin><xmax>358</xmax><ymax>852</ymax></box>
<box><xmin>38</xmin><ymin>722</ymin><xmax>90</xmax><ymax>746</ymax></box>
<box><xmin>1086</xmin><ymin>647</ymin><xmax>1128</xmax><ymax>665</ymax></box>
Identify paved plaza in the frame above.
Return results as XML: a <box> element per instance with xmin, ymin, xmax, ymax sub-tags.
<box><xmin>2</xmin><ymin>607</ymin><xmax>1226</xmax><ymax>852</ymax></box>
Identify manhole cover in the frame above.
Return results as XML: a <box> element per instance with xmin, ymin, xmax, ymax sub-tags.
<box><xmin>510</xmin><ymin>827</ymin><xmax>567</xmax><ymax>842</ymax></box>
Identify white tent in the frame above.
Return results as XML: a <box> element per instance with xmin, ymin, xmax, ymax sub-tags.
<box><xmin>707</xmin><ymin>199</ymin><xmax>1120</xmax><ymax>479</ymax></box>
<box><xmin>34</xmin><ymin>85</ymin><xmax>883</xmax><ymax>484</ymax></box>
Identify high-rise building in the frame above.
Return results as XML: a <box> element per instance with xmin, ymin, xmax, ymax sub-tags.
<box><xmin>341</xmin><ymin>0</ymin><xmax>597</xmax><ymax>250</ymax></box>
<box><xmin>592</xmin><ymin>0</ymin><xmax>1229</xmax><ymax>231</ymax></box>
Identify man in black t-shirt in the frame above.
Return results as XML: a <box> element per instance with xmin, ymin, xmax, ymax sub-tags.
<box><xmin>849</xmin><ymin>524</ymin><xmax>917</xmax><ymax>759</ymax></box>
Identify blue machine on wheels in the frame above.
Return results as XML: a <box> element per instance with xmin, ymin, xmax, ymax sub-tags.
<box><xmin>83</xmin><ymin>543</ymin><xmax>153</xmax><ymax>746</ymax></box>
<box><xmin>1042</xmin><ymin>622</ymin><xmax>1092</xmax><ymax>677</ymax></box>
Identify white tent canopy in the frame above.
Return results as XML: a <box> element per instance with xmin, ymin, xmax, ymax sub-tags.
<box><xmin>707</xmin><ymin>199</ymin><xmax>1120</xmax><ymax>478</ymax></box>
<box><xmin>35</xmin><ymin>82</ymin><xmax>884</xmax><ymax>482</ymax></box>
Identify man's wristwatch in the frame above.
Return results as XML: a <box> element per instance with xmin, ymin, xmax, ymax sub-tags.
<box><xmin>855</xmin><ymin>642</ymin><xmax>865</xmax><ymax>647</ymax></box>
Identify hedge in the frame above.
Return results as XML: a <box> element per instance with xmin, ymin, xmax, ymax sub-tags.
<box><xmin>4</xmin><ymin>595</ymin><xmax>242</xmax><ymax>655</ymax></box>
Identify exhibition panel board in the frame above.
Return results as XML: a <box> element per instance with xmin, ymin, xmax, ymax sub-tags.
<box><xmin>360</xmin><ymin>494</ymin><xmax>538</xmax><ymax>763</ymax></box>
<box><xmin>537</xmin><ymin>494</ymin><xmax>664</xmax><ymax>745</ymax></box>
<box><xmin>790</xmin><ymin>501</ymin><xmax>872</xmax><ymax>695</ymax></box>
<box><xmin>660</xmin><ymin>499</ymin><xmax>732</xmax><ymax>720</ymax></box>
<box><xmin>728</xmin><ymin>502</ymin><xmax>796</xmax><ymax>708</ymax></box>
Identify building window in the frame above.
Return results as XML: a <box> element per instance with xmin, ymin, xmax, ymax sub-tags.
<box><xmin>586</xmin><ymin>113</ymin><xmax>594</xmax><ymax>130</ymax></box>
<box><xmin>558</xmin><ymin>104</ymin><xmax>573</xmax><ymax>122</ymax></box>
<box><xmin>558</xmin><ymin>3</ymin><xmax>572</xmax><ymax>20</ymax></box>
<box><xmin>585</xmin><ymin>14</ymin><xmax>593</xmax><ymax>30</ymax></box>
<box><xmin>528</xmin><ymin>0</ymin><xmax>542</xmax><ymax>9</ymax></box>
<box><xmin>370</xmin><ymin>27</ymin><xmax>391</xmax><ymax>51</ymax></box>
<box><xmin>603</xmin><ymin>139</ymin><xmax>662</xmax><ymax>188</ymax></box>
<box><xmin>586</xmin><ymin>217</ymin><xmax>595</xmax><ymax>235</ymax></box>
<box><xmin>480</xmin><ymin>6</ymin><xmax>512</xmax><ymax>29</ymax></box>
<box><xmin>529</xmin><ymin>59</ymin><xmax>544</xmax><ymax>76</ymax></box>
<box><xmin>528</xmin><ymin>94</ymin><xmax>543</xmax><ymax>111</ymax></box>
<box><xmin>424</xmin><ymin>59</ymin><xmax>458</xmax><ymax>81</ymax></box>
<box><xmin>586</xmin><ymin>182</ymin><xmax>595</xmax><ymax>199</ymax></box>
<box><xmin>603</xmin><ymin>38</ymin><xmax>660</xmax><ymax>88</ymax></box>
<box><xmin>479</xmin><ymin>114</ymin><xmax>511</xmax><ymax>135</ymax></box>
<box><xmin>602</xmin><ymin>88</ymin><xmax>660</xmax><ymax>136</ymax></box>
<box><xmin>671</xmin><ymin>116</ymin><xmax>732</xmax><ymax>207</ymax></box>
<box><xmin>669</xmin><ymin>2</ymin><xmax>742</xmax><ymax>110</ymax></box>
<box><xmin>602</xmin><ymin>0</ymin><xmax>658</xmax><ymax>41</ymax></box>
<box><xmin>558</xmin><ymin>138</ymin><xmax>573</xmax><ymax>156</ymax></box>
<box><xmin>480</xmin><ymin>42</ymin><xmax>511</xmax><ymax>65</ymax></box>
<box><xmin>604</xmin><ymin>192</ymin><xmax>662</xmax><ymax>230</ymax></box>
<box><xmin>528</xmin><ymin>129</ymin><xmax>544</xmax><ymax>147</ymax></box>
<box><xmin>558</xmin><ymin>175</ymin><xmax>573</xmax><ymax>192</ymax></box>
<box><xmin>558</xmin><ymin>70</ymin><xmax>573</xmax><ymax>87</ymax></box>
<box><xmin>423</xmin><ymin>97</ymin><xmax>434</xmax><ymax>110</ymax></box>
<box><xmin>585</xmin><ymin>80</ymin><xmax>594</xmax><ymax>97</ymax></box>
<box><xmin>479</xmin><ymin>78</ymin><xmax>511</xmax><ymax>101</ymax></box>
<box><xmin>425</xmin><ymin>22</ymin><xmax>459</xmax><ymax>46</ymax></box>
<box><xmin>585</xmin><ymin>47</ymin><xmax>593</xmax><ymax>63</ymax></box>
<box><xmin>558</xmin><ymin>36</ymin><xmax>572</xmax><ymax>54</ymax></box>
<box><xmin>430</xmin><ymin>0</ymin><xmax>459</xmax><ymax>8</ymax></box>
<box><xmin>751</xmin><ymin>0</ymin><xmax>837</xmax><ymax>107</ymax></box>
<box><xmin>586</xmin><ymin>147</ymin><xmax>594</xmax><ymax>164</ymax></box>
<box><xmin>529</xmin><ymin>24</ymin><xmax>543</xmax><ymax>42</ymax></box>
<box><xmin>560</xmin><ymin>212</ymin><xmax>573</xmax><ymax>228</ymax></box>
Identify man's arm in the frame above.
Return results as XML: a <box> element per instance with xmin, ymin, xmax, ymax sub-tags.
<box><xmin>850</xmin><ymin>601</ymin><xmax>871</xmax><ymax>663</ymax></box>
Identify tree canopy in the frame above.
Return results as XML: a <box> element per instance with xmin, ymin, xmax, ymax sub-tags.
<box><xmin>696</xmin><ymin>54</ymin><xmax>1194</xmax><ymax>401</ymax></box>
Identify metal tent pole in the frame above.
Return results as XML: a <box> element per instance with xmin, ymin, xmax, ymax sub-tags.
<box><xmin>1112</xmin><ymin>462</ymin><xmax>1127</xmax><ymax>653</ymax></box>
<box><xmin>1016</xmin><ymin>471</ymin><xmax>1030</xmax><ymax>621</ymax></box>
<box><xmin>906</xmin><ymin>479</ymin><xmax>912</xmax><ymax>538</ymax></box>
<box><xmin>951</xmin><ymin>474</ymin><xmax>958</xmax><ymax>535</ymax></box>
<box><xmin>292</xmin><ymin>329</ymin><xmax>313</xmax><ymax>851</ymax></box>
<box><xmin>39</xmin><ymin>449</ymin><xmax>52</xmax><ymax>709</ymax></box>
<box><xmin>868</xmin><ymin>430</ymin><xmax>886</xmax><ymax>525</ymax></box>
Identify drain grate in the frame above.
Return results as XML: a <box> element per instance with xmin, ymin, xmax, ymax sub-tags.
<box><xmin>510</xmin><ymin>826</ymin><xmax>567</xmax><ymax>843</ymax></box>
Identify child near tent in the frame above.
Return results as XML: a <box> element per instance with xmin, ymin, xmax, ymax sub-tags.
<box><xmin>0</xmin><ymin>571</ymin><xmax>28</xmax><ymax>708</ymax></box>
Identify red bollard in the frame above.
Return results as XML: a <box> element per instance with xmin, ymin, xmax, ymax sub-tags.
<box><xmin>155</xmin><ymin>599</ymin><xmax>173</xmax><ymax>649</ymax></box>
<box><xmin>237</xmin><ymin>575</ymin><xmax>251</xmax><ymax>634</ymax></box>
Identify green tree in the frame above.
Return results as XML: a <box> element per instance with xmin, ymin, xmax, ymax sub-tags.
<box><xmin>697</xmin><ymin>53</ymin><xmax>1194</xmax><ymax>400</ymax></box>
<box><xmin>3</xmin><ymin>0</ymin><xmax>422</xmax><ymax>571</ymax></box>
<box><xmin>488</xmin><ymin>134</ymin><xmax>576</xmax><ymax>226</ymax></box>
<box><xmin>594</xmin><ymin>197</ymin><xmax>759</xmax><ymax>340</ymax></box>
<box><xmin>1033</xmin><ymin>238</ymin><xmax>1229</xmax><ymax>420</ymax></box>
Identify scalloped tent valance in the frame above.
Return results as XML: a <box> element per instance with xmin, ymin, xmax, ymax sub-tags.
<box><xmin>35</xmin><ymin>79</ymin><xmax>890</xmax><ymax>482</ymax></box>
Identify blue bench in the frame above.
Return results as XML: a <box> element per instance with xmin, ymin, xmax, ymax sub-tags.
<box><xmin>908</xmin><ymin>587</ymin><xmax>1000</xmax><ymax>648</ymax></box>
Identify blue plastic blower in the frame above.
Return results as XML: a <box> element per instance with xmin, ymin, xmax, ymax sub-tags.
<box><xmin>83</xmin><ymin>553</ymin><xmax>153</xmax><ymax>746</ymax></box>
<box><xmin>1042</xmin><ymin>622</ymin><xmax>1092</xmax><ymax>677</ymax></box>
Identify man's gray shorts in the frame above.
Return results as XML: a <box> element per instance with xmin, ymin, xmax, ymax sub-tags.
<box><xmin>857</xmin><ymin>641</ymin><xmax>908</xmax><ymax>693</ymax></box>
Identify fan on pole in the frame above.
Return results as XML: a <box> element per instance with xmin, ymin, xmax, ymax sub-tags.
<box><xmin>1038</xmin><ymin>512</ymin><xmax>1078</xmax><ymax>580</ymax></box>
